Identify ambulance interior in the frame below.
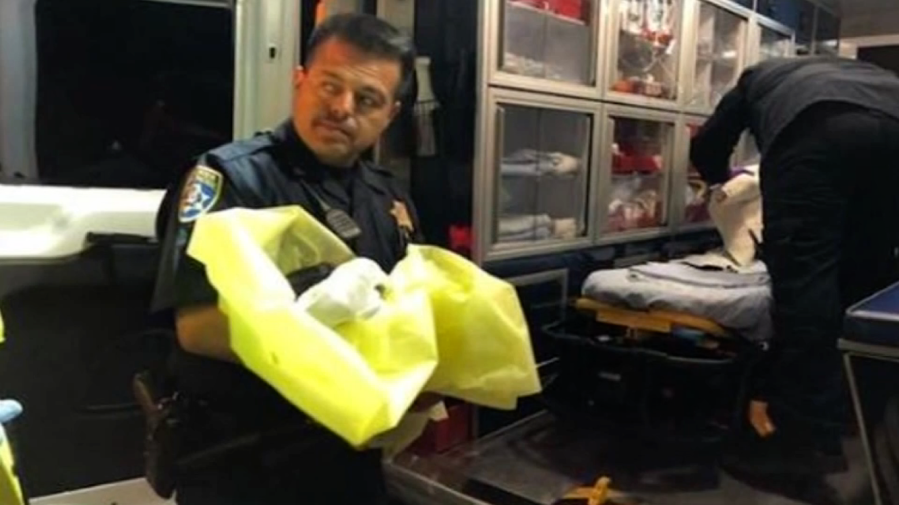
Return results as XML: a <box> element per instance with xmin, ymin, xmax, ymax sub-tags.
<box><xmin>0</xmin><ymin>0</ymin><xmax>898</xmax><ymax>504</ymax></box>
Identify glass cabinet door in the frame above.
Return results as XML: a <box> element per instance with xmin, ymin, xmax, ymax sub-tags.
<box><xmin>500</xmin><ymin>0</ymin><xmax>597</xmax><ymax>86</ymax></box>
<box><xmin>684</xmin><ymin>123</ymin><xmax>711</xmax><ymax>225</ymax></box>
<box><xmin>493</xmin><ymin>102</ymin><xmax>593</xmax><ymax>248</ymax></box>
<box><xmin>814</xmin><ymin>8</ymin><xmax>840</xmax><ymax>55</ymax></box>
<box><xmin>606</xmin><ymin>113</ymin><xmax>674</xmax><ymax>233</ymax></box>
<box><xmin>759</xmin><ymin>25</ymin><xmax>793</xmax><ymax>61</ymax></box>
<box><xmin>611</xmin><ymin>0</ymin><xmax>680</xmax><ymax>102</ymax></box>
<box><xmin>690</xmin><ymin>1</ymin><xmax>748</xmax><ymax>110</ymax></box>
<box><xmin>758</xmin><ymin>0</ymin><xmax>812</xmax><ymax>54</ymax></box>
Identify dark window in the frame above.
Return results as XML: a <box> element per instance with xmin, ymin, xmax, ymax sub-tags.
<box><xmin>1</xmin><ymin>0</ymin><xmax>235</xmax><ymax>188</ymax></box>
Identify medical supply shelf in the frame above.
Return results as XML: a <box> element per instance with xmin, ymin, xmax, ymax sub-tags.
<box><xmin>469</xmin><ymin>0</ymin><xmax>831</xmax><ymax>264</ymax></box>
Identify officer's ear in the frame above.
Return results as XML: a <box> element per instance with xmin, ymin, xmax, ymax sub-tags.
<box><xmin>293</xmin><ymin>67</ymin><xmax>307</xmax><ymax>89</ymax></box>
<box><xmin>388</xmin><ymin>101</ymin><xmax>401</xmax><ymax>121</ymax></box>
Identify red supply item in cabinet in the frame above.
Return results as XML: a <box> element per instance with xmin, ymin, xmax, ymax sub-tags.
<box><xmin>634</xmin><ymin>155</ymin><xmax>659</xmax><ymax>174</ymax></box>
<box><xmin>612</xmin><ymin>152</ymin><xmax>622</xmax><ymax>171</ymax></box>
<box><xmin>612</xmin><ymin>79</ymin><xmax>635</xmax><ymax>94</ymax></box>
<box><xmin>550</xmin><ymin>0</ymin><xmax>585</xmax><ymax>21</ymax></box>
<box><xmin>612</xmin><ymin>154</ymin><xmax>636</xmax><ymax>175</ymax></box>
<box><xmin>511</xmin><ymin>0</ymin><xmax>550</xmax><ymax>10</ymax></box>
<box><xmin>407</xmin><ymin>403</ymin><xmax>472</xmax><ymax>456</ymax></box>
<box><xmin>449</xmin><ymin>225</ymin><xmax>472</xmax><ymax>257</ymax></box>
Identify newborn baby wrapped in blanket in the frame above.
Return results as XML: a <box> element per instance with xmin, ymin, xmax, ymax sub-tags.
<box><xmin>582</xmin><ymin>166</ymin><xmax>773</xmax><ymax>343</ymax></box>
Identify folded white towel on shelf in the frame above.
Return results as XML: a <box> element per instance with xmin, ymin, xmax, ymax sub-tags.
<box><xmin>500</xmin><ymin>149</ymin><xmax>581</xmax><ymax>177</ymax></box>
<box><xmin>503</xmin><ymin>53</ymin><xmax>565</xmax><ymax>80</ymax></box>
<box><xmin>498</xmin><ymin>226</ymin><xmax>554</xmax><ymax>243</ymax></box>
<box><xmin>498</xmin><ymin>214</ymin><xmax>553</xmax><ymax>237</ymax></box>
<box><xmin>552</xmin><ymin>218</ymin><xmax>578</xmax><ymax>240</ymax></box>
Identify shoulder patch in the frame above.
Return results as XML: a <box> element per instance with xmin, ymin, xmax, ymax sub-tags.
<box><xmin>178</xmin><ymin>165</ymin><xmax>223</xmax><ymax>223</ymax></box>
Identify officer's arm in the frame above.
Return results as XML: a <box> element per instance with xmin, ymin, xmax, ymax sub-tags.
<box><xmin>159</xmin><ymin>161</ymin><xmax>246</xmax><ymax>363</ymax></box>
<box><xmin>175</xmin><ymin>305</ymin><xmax>237</xmax><ymax>363</ymax></box>
<box><xmin>690</xmin><ymin>70</ymin><xmax>752</xmax><ymax>185</ymax></box>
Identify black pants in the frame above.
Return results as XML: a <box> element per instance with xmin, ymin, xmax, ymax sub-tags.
<box><xmin>176</xmin><ymin>441</ymin><xmax>388</xmax><ymax>505</ymax></box>
<box><xmin>758</xmin><ymin>103</ymin><xmax>899</xmax><ymax>437</ymax></box>
<box><xmin>174</xmin><ymin>414</ymin><xmax>389</xmax><ymax>505</ymax></box>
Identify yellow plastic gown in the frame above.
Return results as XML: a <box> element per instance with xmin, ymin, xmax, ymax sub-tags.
<box><xmin>0</xmin><ymin>310</ymin><xmax>25</xmax><ymax>505</ymax></box>
<box><xmin>188</xmin><ymin>206</ymin><xmax>541</xmax><ymax>446</ymax></box>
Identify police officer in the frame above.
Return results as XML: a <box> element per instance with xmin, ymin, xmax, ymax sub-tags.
<box><xmin>151</xmin><ymin>14</ymin><xmax>425</xmax><ymax>505</ymax></box>
<box><xmin>691</xmin><ymin>56</ymin><xmax>899</xmax><ymax>485</ymax></box>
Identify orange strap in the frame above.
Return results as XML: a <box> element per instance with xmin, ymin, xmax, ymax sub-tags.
<box><xmin>574</xmin><ymin>298</ymin><xmax>731</xmax><ymax>339</ymax></box>
<box><xmin>564</xmin><ymin>476</ymin><xmax>611</xmax><ymax>505</ymax></box>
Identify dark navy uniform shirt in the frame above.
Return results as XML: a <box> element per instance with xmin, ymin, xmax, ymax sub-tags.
<box><xmin>151</xmin><ymin>120</ymin><xmax>422</xmax><ymax>415</ymax></box>
<box><xmin>691</xmin><ymin>56</ymin><xmax>899</xmax><ymax>185</ymax></box>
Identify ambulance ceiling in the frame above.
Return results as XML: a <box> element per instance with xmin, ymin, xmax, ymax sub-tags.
<box><xmin>840</xmin><ymin>0</ymin><xmax>898</xmax><ymax>17</ymax></box>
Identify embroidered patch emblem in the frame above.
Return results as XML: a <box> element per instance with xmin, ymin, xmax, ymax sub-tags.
<box><xmin>390</xmin><ymin>200</ymin><xmax>414</xmax><ymax>233</ymax></box>
<box><xmin>178</xmin><ymin>166</ymin><xmax>223</xmax><ymax>223</ymax></box>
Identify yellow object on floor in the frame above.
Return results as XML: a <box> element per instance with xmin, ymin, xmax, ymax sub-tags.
<box><xmin>188</xmin><ymin>206</ymin><xmax>540</xmax><ymax>447</ymax></box>
<box><xmin>564</xmin><ymin>477</ymin><xmax>611</xmax><ymax>505</ymax></box>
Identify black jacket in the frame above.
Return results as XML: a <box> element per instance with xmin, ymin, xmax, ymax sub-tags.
<box><xmin>690</xmin><ymin>56</ymin><xmax>899</xmax><ymax>184</ymax></box>
<box><xmin>151</xmin><ymin>120</ymin><xmax>422</xmax><ymax>409</ymax></box>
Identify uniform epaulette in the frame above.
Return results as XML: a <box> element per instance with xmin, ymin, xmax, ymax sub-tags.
<box><xmin>364</xmin><ymin>160</ymin><xmax>394</xmax><ymax>178</ymax></box>
<box><xmin>208</xmin><ymin>133</ymin><xmax>275</xmax><ymax>163</ymax></box>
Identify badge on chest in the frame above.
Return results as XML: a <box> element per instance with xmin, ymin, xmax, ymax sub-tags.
<box><xmin>391</xmin><ymin>200</ymin><xmax>414</xmax><ymax>237</ymax></box>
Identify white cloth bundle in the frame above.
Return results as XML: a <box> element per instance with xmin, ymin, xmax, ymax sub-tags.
<box><xmin>708</xmin><ymin>165</ymin><xmax>762</xmax><ymax>267</ymax></box>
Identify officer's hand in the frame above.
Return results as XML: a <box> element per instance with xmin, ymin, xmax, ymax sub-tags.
<box><xmin>749</xmin><ymin>400</ymin><xmax>776</xmax><ymax>438</ymax></box>
<box><xmin>295</xmin><ymin>258</ymin><xmax>389</xmax><ymax>327</ymax></box>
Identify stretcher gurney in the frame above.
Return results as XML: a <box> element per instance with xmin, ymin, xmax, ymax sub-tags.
<box><xmin>544</xmin><ymin>168</ymin><xmax>768</xmax><ymax>439</ymax></box>
<box><xmin>575</xmin><ymin>164</ymin><xmax>771</xmax><ymax>345</ymax></box>
<box><xmin>578</xmin><ymin>257</ymin><xmax>773</xmax><ymax>344</ymax></box>
<box><xmin>544</xmin><ymin>261</ymin><xmax>769</xmax><ymax>442</ymax></box>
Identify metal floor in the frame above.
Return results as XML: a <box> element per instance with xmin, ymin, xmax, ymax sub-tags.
<box><xmin>30</xmin><ymin>478</ymin><xmax>172</xmax><ymax>505</ymax></box>
<box><xmin>387</xmin><ymin>412</ymin><xmax>875</xmax><ymax>505</ymax></box>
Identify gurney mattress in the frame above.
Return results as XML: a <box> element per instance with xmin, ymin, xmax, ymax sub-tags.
<box><xmin>582</xmin><ymin>261</ymin><xmax>772</xmax><ymax>343</ymax></box>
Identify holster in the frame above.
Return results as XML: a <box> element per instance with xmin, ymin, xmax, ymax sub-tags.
<box><xmin>133</xmin><ymin>371</ymin><xmax>183</xmax><ymax>499</ymax></box>
<box><xmin>134</xmin><ymin>370</ymin><xmax>325</xmax><ymax>499</ymax></box>
<box><xmin>131</xmin><ymin>264</ymin><xmax>340</xmax><ymax>499</ymax></box>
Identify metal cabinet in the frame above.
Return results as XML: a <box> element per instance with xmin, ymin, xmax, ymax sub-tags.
<box><xmin>677</xmin><ymin>117</ymin><xmax>714</xmax><ymax>229</ymax></box>
<box><xmin>754</xmin><ymin>17</ymin><xmax>794</xmax><ymax>62</ymax></box>
<box><xmin>475</xmin><ymin>88</ymin><xmax>601</xmax><ymax>262</ymax></box>
<box><xmin>606</xmin><ymin>0</ymin><xmax>684</xmax><ymax>109</ymax></box>
<box><xmin>469</xmin><ymin>0</ymin><xmax>808</xmax><ymax>264</ymax></box>
<box><xmin>814</xmin><ymin>6</ymin><xmax>840</xmax><ymax>55</ymax></box>
<box><xmin>599</xmin><ymin>105</ymin><xmax>677</xmax><ymax>242</ymax></box>
<box><xmin>685</xmin><ymin>0</ymin><xmax>751</xmax><ymax>114</ymax></box>
<box><xmin>485</xmin><ymin>0</ymin><xmax>603</xmax><ymax>98</ymax></box>
<box><xmin>757</xmin><ymin>0</ymin><xmax>813</xmax><ymax>54</ymax></box>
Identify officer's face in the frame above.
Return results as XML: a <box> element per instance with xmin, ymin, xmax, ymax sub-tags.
<box><xmin>293</xmin><ymin>38</ymin><xmax>402</xmax><ymax>167</ymax></box>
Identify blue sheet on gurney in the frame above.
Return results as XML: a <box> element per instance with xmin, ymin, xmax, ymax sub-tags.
<box><xmin>582</xmin><ymin>259</ymin><xmax>773</xmax><ymax>343</ymax></box>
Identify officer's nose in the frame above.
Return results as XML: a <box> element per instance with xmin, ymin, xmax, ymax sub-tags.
<box><xmin>328</xmin><ymin>91</ymin><xmax>354</xmax><ymax>120</ymax></box>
